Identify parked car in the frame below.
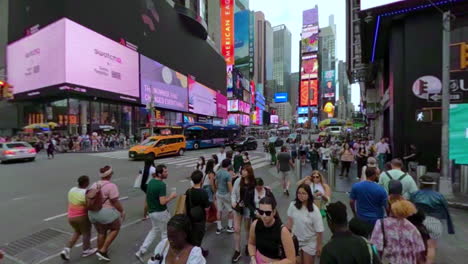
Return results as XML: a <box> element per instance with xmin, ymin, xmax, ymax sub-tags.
<box><xmin>0</xmin><ymin>142</ymin><xmax>37</xmax><ymax>163</ymax></box>
<box><xmin>269</xmin><ymin>136</ymin><xmax>284</xmax><ymax>147</ymax></box>
<box><xmin>326</xmin><ymin>126</ymin><xmax>343</xmax><ymax>136</ymax></box>
<box><xmin>128</xmin><ymin>135</ymin><xmax>186</xmax><ymax>160</ymax></box>
<box><xmin>231</xmin><ymin>136</ymin><xmax>257</xmax><ymax>151</ymax></box>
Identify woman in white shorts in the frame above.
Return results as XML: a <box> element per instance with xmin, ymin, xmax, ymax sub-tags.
<box><xmin>286</xmin><ymin>184</ymin><xmax>324</xmax><ymax>264</ymax></box>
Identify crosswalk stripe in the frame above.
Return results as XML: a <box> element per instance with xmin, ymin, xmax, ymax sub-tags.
<box><xmin>181</xmin><ymin>156</ymin><xmax>266</xmax><ymax>168</ymax></box>
<box><xmin>163</xmin><ymin>157</ymin><xmax>199</xmax><ymax>165</ymax></box>
<box><xmin>252</xmin><ymin>161</ymin><xmax>270</xmax><ymax>170</ymax></box>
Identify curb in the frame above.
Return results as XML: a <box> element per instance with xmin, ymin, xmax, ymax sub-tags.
<box><xmin>448</xmin><ymin>201</ymin><xmax>468</xmax><ymax>210</ymax></box>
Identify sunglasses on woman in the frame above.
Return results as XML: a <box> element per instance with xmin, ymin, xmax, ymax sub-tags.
<box><xmin>312</xmin><ymin>175</ymin><xmax>320</xmax><ymax>179</ymax></box>
<box><xmin>256</xmin><ymin>209</ymin><xmax>273</xmax><ymax>216</ymax></box>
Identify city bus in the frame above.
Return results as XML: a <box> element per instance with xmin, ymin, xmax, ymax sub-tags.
<box><xmin>179</xmin><ymin>123</ymin><xmax>241</xmax><ymax>150</ymax></box>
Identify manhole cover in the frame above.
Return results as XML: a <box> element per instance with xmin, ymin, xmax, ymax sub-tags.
<box><xmin>0</xmin><ymin>228</ymin><xmax>70</xmax><ymax>264</ymax></box>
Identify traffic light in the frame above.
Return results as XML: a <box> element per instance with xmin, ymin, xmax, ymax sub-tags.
<box><xmin>461</xmin><ymin>42</ymin><xmax>468</xmax><ymax>70</ymax></box>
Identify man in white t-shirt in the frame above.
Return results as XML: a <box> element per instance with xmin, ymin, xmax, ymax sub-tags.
<box><xmin>217</xmin><ymin>146</ymin><xmax>227</xmax><ymax>163</ymax></box>
<box><xmin>375</xmin><ymin>138</ymin><xmax>390</xmax><ymax>169</ymax></box>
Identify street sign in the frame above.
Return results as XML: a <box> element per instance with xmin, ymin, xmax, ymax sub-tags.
<box><xmin>415</xmin><ymin>109</ymin><xmax>432</xmax><ymax>122</ymax></box>
<box><xmin>428</xmin><ymin>92</ymin><xmax>462</xmax><ymax>102</ymax></box>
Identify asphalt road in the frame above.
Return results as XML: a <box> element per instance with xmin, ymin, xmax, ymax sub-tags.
<box><xmin>1</xmin><ymin>145</ymin><xmax>468</xmax><ymax>264</ymax></box>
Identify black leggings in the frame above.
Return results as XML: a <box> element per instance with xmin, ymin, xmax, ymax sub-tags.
<box><xmin>341</xmin><ymin>161</ymin><xmax>351</xmax><ymax>176</ymax></box>
<box><xmin>322</xmin><ymin>160</ymin><xmax>328</xmax><ymax>170</ymax></box>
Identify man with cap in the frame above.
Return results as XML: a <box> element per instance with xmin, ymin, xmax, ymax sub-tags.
<box><xmin>379</xmin><ymin>158</ymin><xmax>418</xmax><ymax>199</ymax></box>
<box><xmin>410</xmin><ymin>175</ymin><xmax>455</xmax><ymax>236</ymax></box>
<box><xmin>350</xmin><ymin>167</ymin><xmax>388</xmax><ymax>228</ymax></box>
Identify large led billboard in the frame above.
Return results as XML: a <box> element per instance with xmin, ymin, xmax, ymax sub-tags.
<box><xmin>303</xmin><ymin>8</ymin><xmax>318</xmax><ymax>26</ymax></box>
<box><xmin>361</xmin><ymin>0</ymin><xmax>405</xmax><ymax>10</ymax></box>
<box><xmin>450</xmin><ymin>104</ymin><xmax>468</xmax><ymax>164</ymax></box>
<box><xmin>270</xmin><ymin>115</ymin><xmax>279</xmax><ymax>124</ymax></box>
<box><xmin>228</xmin><ymin>100</ymin><xmax>239</xmax><ymax>112</ymax></box>
<box><xmin>301</xmin><ymin>54</ymin><xmax>318</xmax><ymax>80</ymax></box>
<box><xmin>274</xmin><ymin>93</ymin><xmax>288</xmax><ymax>103</ymax></box>
<box><xmin>140</xmin><ymin>55</ymin><xmax>188</xmax><ymax>112</ymax></box>
<box><xmin>221</xmin><ymin>0</ymin><xmax>235</xmax><ymax>66</ymax></box>
<box><xmin>301</xmin><ymin>25</ymin><xmax>319</xmax><ymax>54</ymax></box>
<box><xmin>216</xmin><ymin>92</ymin><xmax>228</xmax><ymax>119</ymax></box>
<box><xmin>188</xmin><ymin>78</ymin><xmax>217</xmax><ymax>117</ymax></box>
<box><xmin>7</xmin><ymin>18</ymin><xmax>139</xmax><ymax>101</ymax></box>
<box><xmin>299</xmin><ymin>80</ymin><xmax>318</xmax><ymax>106</ymax></box>
<box><xmin>234</xmin><ymin>10</ymin><xmax>250</xmax><ymax>66</ymax></box>
<box><xmin>321</xmin><ymin>70</ymin><xmax>336</xmax><ymax>102</ymax></box>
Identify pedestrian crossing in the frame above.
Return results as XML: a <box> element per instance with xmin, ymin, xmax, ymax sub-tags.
<box><xmin>87</xmin><ymin>150</ymin><xmax>271</xmax><ymax>170</ymax></box>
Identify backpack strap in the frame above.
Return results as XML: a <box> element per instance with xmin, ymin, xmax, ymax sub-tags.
<box><xmin>398</xmin><ymin>173</ymin><xmax>408</xmax><ymax>181</ymax></box>
<box><xmin>385</xmin><ymin>171</ymin><xmax>393</xmax><ymax>180</ymax></box>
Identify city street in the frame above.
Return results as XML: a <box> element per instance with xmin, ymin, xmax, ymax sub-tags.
<box><xmin>1</xmin><ymin>147</ymin><xmax>468</xmax><ymax>264</ymax></box>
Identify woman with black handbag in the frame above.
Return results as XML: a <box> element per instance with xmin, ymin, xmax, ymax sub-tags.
<box><xmin>231</xmin><ymin>165</ymin><xmax>256</xmax><ymax>262</ymax></box>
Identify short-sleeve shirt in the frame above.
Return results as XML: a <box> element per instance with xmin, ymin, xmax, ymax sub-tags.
<box><xmin>150</xmin><ymin>238</ymin><xmax>206</xmax><ymax>264</ymax></box>
<box><xmin>350</xmin><ymin>181</ymin><xmax>387</xmax><ymax>225</ymax></box>
<box><xmin>287</xmin><ymin>202</ymin><xmax>324</xmax><ymax>244</ymax></box>
<box><xmin>67</xmin><ymin>187</ymin><xmax>87</xmax><ymax>218</ymax></box>
<box><xmin>185</xmin><ymin>188</ymin><xmax>210</xmax><ymax>221</ymax></box>
<box><xmin>379</xmin><ymin>169</ymin><xmax>419</xmax><ymax>199</ymax></box>
<box><xmin>370</xmin><ymin>218</ymin><xmax>425</xmax><ymax>264</ymax></box>
<box><xmin>146</xmin><ymin>178</ymin><xmax>167</xmax><ymax>213</ymax></box>
<box><xmin>91</xmin><ymin>180</ymin><xmax>119</xmax><ymax>209</ymax></box>
<box><xmin>277</xmin><ymin>152</ymin><xmax>292</xmax><ymax>172</ymax></box>
<box><xmin>216</xmin><ymin>169</ymin><xmax>231</xmax><ymax>195</ymax></box>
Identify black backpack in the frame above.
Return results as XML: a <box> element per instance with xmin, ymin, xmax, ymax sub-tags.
<box><xmin>187</xmin><ymin>189</ymin><xmax>204</xmax><ymax>222</ymax></box>
<box><xmin>385</xmin><ymin>171</ymin><xmax>407</xmax><ymax>181</ymax></box>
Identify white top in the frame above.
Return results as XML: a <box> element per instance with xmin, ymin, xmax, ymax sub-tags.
<box><xmin>148</xmin><ymin>239</ymin><xmax>206</xmax><ymax>264</ymax></box>
<box><xmin>319</xmin><ymin>147</ymin><xmax>331</xmax><ymax>160</ymax></box>
<box><xmin>217</xmin><ymin>152</ymin><xmax>227</xmax><ymax>162</ymax></box>
<box><xmin>254</xmin><ymin>188</ymin><xmax>267</xmax><ymax>209</ymax></box>
<box><xmin>310</xmin><ymin>183</ymin><xmax>326</xmax><ymax>201</ymax></box>
<box><xmin>375</xmin><ymin>142</ymin><xmax>390</xmax><ymax>154</ymax></box>
<box><xmin>287</xmin><ymin>202</ymin><xmax>324</xmax><ymax>244</ymax></box>
<box><xmin>231</xmin><ymin>177</ymin><xmax>241</xmax><ymax>205</ymax></box>
<box><xmin>202</xmin><ymin>171</ymin><xmax>211</xmax><ymax>186</ymax></box>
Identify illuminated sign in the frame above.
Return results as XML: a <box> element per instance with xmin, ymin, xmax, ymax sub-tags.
<box><xmin>323</xmin><ymin>102</ymin><xmax>335</xmax><ymax>113</ymax></box>
<box><xmin>300</xmin><ymin>80</ymin><xmax>318</xmax><ymax>106</ymax></box>
<box><xmin>274</xmin><ymin>93</ymin><xmax>288</xmax><ymax>103</ymax></box>
<box><xmin>361</xmin><ymin>0</ymin><xmax>405</xmax><ymax>10</ymax></box>
<box><xmin>221</xmin><ymin>0</ymin><xmax>234</xmax><ymax>66</ymax></box>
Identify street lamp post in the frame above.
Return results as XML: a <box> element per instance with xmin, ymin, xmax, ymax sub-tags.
<box><xmin>148</xmin><ymin>84</ymin><xmax>155</xmax><ymax>136</ymax></box>
<box><xmin>441</xmin><ymin>11</ymin><xmax>451</xmax><ymax>186</ymax></box>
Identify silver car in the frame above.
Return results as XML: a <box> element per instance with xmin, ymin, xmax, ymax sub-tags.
<box><xmin>0</xmin><ymin>142</ymin><xmax>37</xmax><ymax>163</ymax></box>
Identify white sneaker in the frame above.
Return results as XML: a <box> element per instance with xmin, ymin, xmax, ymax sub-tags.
<box><xmin>226</xmin><ymin>226</ymin><xmax>235</xmax><ymax>233</ymax></box>
<box><xmin>82</xmin><ymin>248</ymin><xmax>98</xmax><ymax>258</ymax></box>
<box><xmin>135</xmin><ymin>250</ymin><xmax>145</xmax><ymax>263</ymax></box>
<box><xmin>60</xmin><ymin>248</ymin><xmax>70</xmax><ymax>261</ymax></box>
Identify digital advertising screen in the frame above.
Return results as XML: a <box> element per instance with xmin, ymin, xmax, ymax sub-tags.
<box><xmin>303</xmin><ymin>8</ymin><xmax>318</xmax><ymax>26</ymax></box>
<box><xmin>216</xmin><ymin>92</ymin><xmax>228</xmax><ymax>119</ymax></box>
<box><xmin>450</xmin><ymin>104</ymin><xmax>468</xmax><ymax>164</ymax></box>
<box><xmin>300</xmin><ymin>80</ymin><xmax>318</xmax><ymax>106</ymax></box>
<box><xmin>301</xmin><ymin>55</ymin><xmax>318</xmax><ymax>80</ymax></box>
<box><xmin>140</xmin><ymin>55</ymin><xmax>188</xmax><ymax>112</ymax></box>
<box><xmin>361</xmin><ymin>0</ymin><xmax>405</xmax><ymax>10</ymax></box>
<box><xmin>321</xmin><ymin>70</ymin><xmax>336</xmax><ymax>102</ymax></box>
<box><xmin>228</xmin><ymin>113</ymin><xmax>239</xmax><ymax>125</ymax></box>
<box><xmin>270</xmin><ymin>115</ymin><xmax>279</xmax><ymax>124</ymax></box>
<box><xmin>301</xmin><ymin>25</ymin><xmax>319</xmax><ymax>54</ymax></box>
<box><xmin>241</xmin><ymin>114</ymin><xmax>250</xmax><ymax>126</ymax></box>
<box><xmin>234</xmin><ymin>10</ymin><xmax>250</xmax><ymax>66</ymax></box>
<box><xmin>7</xmin><ymin>18</ymin><xmax>139</xmax><ymax>101</ymax></box>
<box><xmin>298</xmin><ymin>117</ymin><xmax>308</xmax><ymax>124</ymax></box>
<box><xmin>228</xmin><ymin>100</ymin><xmax>239</xmax><ymax>112</ymax></box>
<box><xmin>274</xmin><ymin>93</ymin><xmax>288</xmax><ymax>103</ymax></box>
<box><xmin>188</xmin><ymin>78</ymin><xmax>217</xmax><ymax>117</ymax></box>
<box><xmin>239</xmin><ymin>100</ymin><xmax>251</xmax><ymax>114</ymax></box>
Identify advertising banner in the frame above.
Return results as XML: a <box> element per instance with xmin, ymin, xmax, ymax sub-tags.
<box><xmin>321</xmin><ymin>70</ymin><xmax>336</xmax><ymax>102</ymax></box>
<box><xmin>241</xmin><ymin>114</ymin><xmax>250</xmax><ymax>126</ymax></box>
<box><xmin>228</xmin><ymin>113</ymin><xmax>239</xmax><ymax>125</ymax></box>
<box><xmin>301</xmin><ymin>54</ymin><xmax>318</xmax><ymax>80</ymax></box>
<box><xmin>7</xmin><ymin>18</ymin><xmax>139</xmax><ymax>101</ymax></box>
<box><xmin>239</xmin><ymin>100</ymin><xmax>251</xmax><ymax>114</ymax></box>
<box><xmin>449</xmin><ymin>103</ymin><xmax>468</xmax><ymax>164</ymax></box>
<box><xmin>140</xmin><ymin>55</ymin><xmax>188</xmax><ymax>112</ymax></box>
<box><xmin>297</xmin><ymin>106</ymin><xmax>318</xmax><ymax>115</ymax></box>
<box><xmin>274</xmin><ymin>92</ymin><xmax>288</xmax><ymax>103</ymax></box>
<box><xmin>216</xmin><ymin>92</ymin><xmax>228</xmax><ymax>118</ymax></box>
<box><xmin>188</xmin><ymin>78</ymin><xmax>217</xmax><ymax>116</ymax></box>
<box><xmin>249</xmin><ymin>11</ymin><xmax>255</xmax><ymax>78</ymax></box>
<box><xmin>234</xmin><ymin>10</ymin><xmax>250</xmax><ymax>66</ymax></box>
<box><xmin>300</xmin><ymin>80</ymin><xmax>318</xmax><ymax>106</ymax></box>
<box><xmin>270</xmin><ymin>115</ymin><xmax>279</xmax><ymax>124</ymax></box>
<box><xmin>361</xmin><ymin>0</ymin><xmax>405</xmax><ymax>10</ymax></box>
<box><xmin>301</xmin><ymin>25</ymin><xmax>319</xmax><ymax>54</ymax></box>
<box><xmin>221</xmin><ymin>0</ymin><xmax>235</xmax><ymax>66</ymax></box>
<box><xmin>303</xmin><ymin>8</ymin><xmax>318</xmax><ymax>26</ymax></box>
<box><xmin>228</xmin><ymin>99</ymin><xmax>239</xmax><ymax>112</ymax></box>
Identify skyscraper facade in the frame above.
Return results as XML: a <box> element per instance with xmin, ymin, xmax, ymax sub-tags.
<box><xmin>272</xmin><ymin>25</ymin><xmax>292</xmax><ymax>99</ymax></box>
<box><xmin>319</xmin><ymin>15</ymin><xmax>336</xmax><ymax>119</ymax></box>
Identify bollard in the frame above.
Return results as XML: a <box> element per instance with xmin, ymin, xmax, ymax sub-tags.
<box><xmin>417</xmin><ymin>165</ymin><xmax>427</xmax><ymax>179</ymax></box>
<box><xmin>327</xmin><ymin>161</ymin><xmax>336</xmax><ymax>189</ymax></box>
<box><xmin>296</xmin><ymin>161</ymin><xmax>302</xmax><ymax>180</ymax></box>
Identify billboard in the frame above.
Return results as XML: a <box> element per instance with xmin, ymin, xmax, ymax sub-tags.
<box><xmin>7</xmin><ymin>18</ymin><xmax>139</xmax><ymax>101</ymax></box>
<box><xmin>301</xmin><ymin>25</ymin><xmax>319</xmax><ymax>54</ymax></box>
<box><xmin>140</xmin><ymin>55</ymin><xmax>188</xmax><ymax>112</ymax></box>
<box><xmin>188</xmin><ymin>78</ymin><xmax>217</xmax><ymax>116</ymax></box>
<box><xmin>228</xmin><ymin>113</ymin><xmax>239</xmax><ymax>125</ymax></box>
<box><xmin>228</xmin><ymin>99</ymin><xmax>239</xmax><ymax>112</ymax></box>
<box><xmin>321</xmin><ymin>70</ymin><xmax>336</xmax><ymax>102</ymax></box>
<box><xmin>234</xmin><ymin>10</ymin><xmax>250</xmax><ymax>66</ymax></box>
<box><xmin>274</xmin><ymin>92</ymin><xmax>288</xmax><ymax>103</ymax></box>
<box><xmin>361</xmin><ymin>0</ymin><xmax>405</xmax><ymax>10</ymax></box>
<box><xmin>297</xmin><ymin>106</ymin><xmax>317</xmax><ymax>115</ymax></box>
<box><xmin>216</xmin><ymin>92</ymin><xmax>228</xmax><ymax>118</ymax></box>
<box><xmin>249</xmin><ymin>11</ymin><xmax>255</xmax><ymax>78</ymax></box>
<box><xmin>239</xmin><ymin>100</ymin><xmax>251</xmax><ymax>114</ymax></box>
<box><xmin>221</xmin><ymin>0</ymin><xmax>235</xmax><ymax>66</ymax></box>
<box><xmin>301</xmin><ymin>54</ymin><xmax>318</xmax><ymax>79</ymax></box>
<box><xmin>270</xmin><ymin>115</ymin><xmax>279</xmax><ymax>124</ymax></box>
<box><xmin>299</xmin><ymin>80</ymin><xmax>318</xmax><ymax>106</ymax></box>
<box><xmin>450</xmin><ymin>104</ymin><xmax>468</xmax><ymax>164</ymax></box>
<box><xmin>303</xmin><ymin>8</ymin><xmax>318</xmax><ymax>26</ymax></box>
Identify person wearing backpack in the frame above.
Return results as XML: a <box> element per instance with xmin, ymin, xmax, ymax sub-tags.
<box><xmin>87</xmin><ymin>166</ymin><xmax>125</xmax><ymax>262</ymax></box>
<box><xmin>185</xmin><ymin>170</ymin><xmax>210</xmax><ymax>257</ymax></box>
<box><xmin>378</xmin><ymin>158</ymin><xmax>418</xmax><ymax>199</ymax></box>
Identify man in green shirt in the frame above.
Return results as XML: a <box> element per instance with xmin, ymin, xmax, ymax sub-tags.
<box><xmin>135</xmin><ymin>164</ymin><xmax>177</xmax><ymax>261</ymax></box>
<box><xmin>379</xmin><ymin>158</ymin><xmax>418</xmax><ymax>199</ymax></box>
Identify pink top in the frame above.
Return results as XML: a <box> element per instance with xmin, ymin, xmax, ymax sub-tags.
<box><xmin>91</xmin><ymin>180</ymin><xmax>120</xmax><ymax>209</ymax></box>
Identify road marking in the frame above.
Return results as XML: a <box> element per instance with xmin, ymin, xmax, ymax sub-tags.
<box><xmin>12</xmin><ymin>196</ymin><xmax>29</xmax><ymax>201</ymax></box>
<box><xmin>43</xmin><ymin>196</ymin><xmax>129</xmax><ymax>222</ymax></box>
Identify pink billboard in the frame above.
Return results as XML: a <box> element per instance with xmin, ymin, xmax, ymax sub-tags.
<box><xmin>239</xmin><ymin>100</ymin><xmax>251</xmax><ymax>114</ymax></box>
<box><xmin>7</xmin><ymin>18</ymin><xmax>139</xmax><ymax>99</ymax></box>
<box><xmin>188</xmin><ymin>77</ymin><xmax>217</xmax><ymax>117</ymax></box>
<box><xmin>216</xmin><ymin>92</ymin><xmax>228</xmax><ymax>119</ymax></box>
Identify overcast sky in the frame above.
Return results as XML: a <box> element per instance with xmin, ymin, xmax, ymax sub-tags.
<box><xmin>249</xmin><ymin>0</ymin><xmax>361</xmax><ymax>108</ymax></box>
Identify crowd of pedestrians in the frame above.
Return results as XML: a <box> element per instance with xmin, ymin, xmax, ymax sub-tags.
<box><xmin>55</xmin><ymin>132</ymin><xmax>455</xmax><ymax>264</ymax></box>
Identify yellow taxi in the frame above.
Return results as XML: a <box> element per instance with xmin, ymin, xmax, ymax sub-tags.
<box><xmin>129</xmin><ymin>135</ymin><xmax>186</xmax><ymax>160</ymax></box>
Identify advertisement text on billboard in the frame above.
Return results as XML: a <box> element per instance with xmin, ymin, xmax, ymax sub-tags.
<box><xmin>249</xmin><ymin>11</ymin><xmax>255</xmax><ymax>78</ymax></box>
<box><xmin>221</xmin><ymin>0</ymin><xmax>235</xmax><ymax>66</ymax></box>
<box><xmin>301</xmin><ymin>25</ymin><xmax>319</xmax><ymax>54</ymax></box>
<box><xmin>188</xmin><ymin>77</ymin><xmax>217</xmax><ymax>116</ymax></box>
<box><xmin>300</xmin><ymin>80</ymin><xmax>318</xmax><ymax>106</ymax></box>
